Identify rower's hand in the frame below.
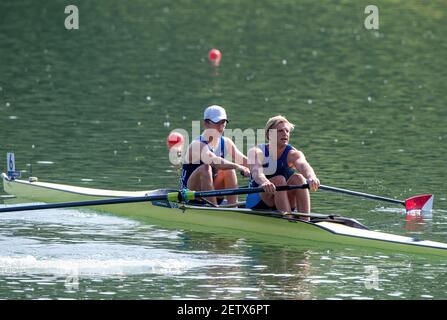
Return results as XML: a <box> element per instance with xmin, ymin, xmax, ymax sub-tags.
<box><xmin>261</xmin><ymin>181</ymin><xmax>276</xmax><ymax>194</ymax></box>
<box><xmin>307</xmin><ymin>177</ymin><xmax>320</xmax><ymax>192</ymax></box>
<box><xmin>239</xmin><ymin>166</ymin><xmax>251</xmax><ymax>178</ymax></box>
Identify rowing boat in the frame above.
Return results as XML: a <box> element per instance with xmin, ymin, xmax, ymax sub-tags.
<box><xmin>2</xmin><ymin>173</ymin><xmax>447</xmax><ymax>257</ymax></box>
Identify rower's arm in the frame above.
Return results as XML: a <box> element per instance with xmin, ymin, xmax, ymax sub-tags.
<box><xmin>185</xmin><ymin>140</ymin><xmax>248</xmax><ymax>174</ymax></box>
<box><xmin>201</xmin><ymin>144</ymin><xmax>247</xmax><ymax>172</ymax></box>
<box><xmin>288</xmin><ymin>149</ymin><xmax>317</xmax><ymax>180</ymax></box>
<box><xmin>225</xmin><ymin>137</ymin><xmax>249</xmax><ymax>168</ymax></box>
<box><xmin>247</xmin><ymin>147</ymin><xmax>270</xmax><ymax>185</ymax></box>
<box><xmin>288</xmin><ymin>149</ymin><xmax>320</xmax><ymax>191</ymax></box>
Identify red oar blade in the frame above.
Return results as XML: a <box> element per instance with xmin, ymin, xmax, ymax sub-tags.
<box><xmin>405</xmin><ymin>194</ymin><xmax>434</xmax><ymax>212</ymax></box>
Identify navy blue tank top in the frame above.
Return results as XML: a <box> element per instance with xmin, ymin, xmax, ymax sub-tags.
<box><xmin>249</xmin><ymin>144</ymin><xmax>294</xmax><ymax>188</ymax></box>
<box><xmin>246</xmin><ymin>144</ymin><xmax>295</xmax><ymax>208</ymax></box>
<box><xmin>179</xmin><ymin>136</ymin><xmax>225</xmax><ymax>189</ymax></box>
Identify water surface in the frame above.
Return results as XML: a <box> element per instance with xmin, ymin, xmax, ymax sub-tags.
<box><xmin>0</xmin><ymin>0</ymin><xmax>446</xmax><ymax>299</ymax></box>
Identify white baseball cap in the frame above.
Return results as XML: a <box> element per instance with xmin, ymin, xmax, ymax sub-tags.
<box><xmin>204</xmin><ymin>105</ymin><xmax>228</xmax><ymax>123</ymax></box>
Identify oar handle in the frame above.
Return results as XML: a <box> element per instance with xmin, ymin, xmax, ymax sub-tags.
<box><xmin>194</xmin><ymin>183</ymin><xmax>309</xmax><ymax>199</ymax></box>
<box><xmin>319</xmin><ymin>184</ymin><xmax>404</xmax><ymax>205</ymax></box>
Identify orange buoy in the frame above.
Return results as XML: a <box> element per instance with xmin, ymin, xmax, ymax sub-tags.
<box><xmin>166</xmin><ymin>132</ymin><xmax>185</xmax><ymax>150</ymax></box>
<box><xmin>208</xmin><ymin>48</ymin><xmax>222</xmax><ymax>66</ymax></box>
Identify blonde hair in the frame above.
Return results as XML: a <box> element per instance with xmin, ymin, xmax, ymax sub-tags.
<box><xmin>264</xmin><ymin>115</ymin><xmax>295</xmax><ymax>141</ymax></box>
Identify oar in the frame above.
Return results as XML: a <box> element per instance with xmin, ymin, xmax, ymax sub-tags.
<box><xmin>318</xmin><ymin>184</ymin><xmax>433</xmax><ymax>212</ymax></box>
<box><xmin>0</xmin><ymin>184</ymin><xmax>309</xmax><ymax>213</ymax></box>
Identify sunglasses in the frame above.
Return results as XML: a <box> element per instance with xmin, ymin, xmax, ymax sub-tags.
<box><xmin>206</xmin><ymin>119</ymin><xmax>228</xmax><ymax>125</ymax></box>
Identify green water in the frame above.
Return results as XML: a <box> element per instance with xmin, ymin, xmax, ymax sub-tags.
<box><xmin>0</xmin><ymin>0</ymin><xmax>446</xmax><ymax>299</ymax></box>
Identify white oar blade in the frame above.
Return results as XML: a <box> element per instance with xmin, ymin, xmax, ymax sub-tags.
<box><xmin>405</xmin><ymin>194</ymin><xmax>434</xmax><ymax>212</ymax></box>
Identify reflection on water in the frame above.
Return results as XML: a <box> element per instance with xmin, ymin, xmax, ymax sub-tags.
<box><xmin>0</xmin><ymin>208</ymin><xmax>246</xmax><ymax>299</ymax></box>
<box><xmin>0</xmin><ymin>206</ymin><xmax>446</xmax><ymax>299</ymax></box>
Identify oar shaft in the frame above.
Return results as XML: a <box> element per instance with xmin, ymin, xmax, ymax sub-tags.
<box><xmin>0</xmin><ymin>184</ymin><xmax>310</xmax><ymax>213</ymax></box>
<box><xmin>0</xmin><ymin>195</ymin><xmax>167</xmax><ymax>213</ymax></box>
<box><xmin>319</xmin><ymin>184</ymin><xmax>404</xmax><ymax>205</ymax></box>
<box><xmin>195</xmin><ymin>184</ymin><xmax>309</xmax><ymax>198</ymax></box>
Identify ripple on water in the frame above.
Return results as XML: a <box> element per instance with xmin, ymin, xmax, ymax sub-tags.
<box><xmin>0</xmin><ymin>209</ymin><xmax>246</xmax><ymax>284</ymax></box>
<box><xmin>1</xmin><ymin>204</ymin><xmax>446</xmax><ymax>299</ymax></box>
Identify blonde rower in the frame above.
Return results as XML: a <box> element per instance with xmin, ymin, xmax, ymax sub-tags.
<box><xmin>247</xmin><ymin>115</ymin><xmax>320</xmax><ymax>213</ymax></box>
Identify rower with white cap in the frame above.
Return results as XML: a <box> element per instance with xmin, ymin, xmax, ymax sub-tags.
<box><xmin>180</xmin><ymin>105</ymin><xmax>250</xmax><ymax>206</ymax></box>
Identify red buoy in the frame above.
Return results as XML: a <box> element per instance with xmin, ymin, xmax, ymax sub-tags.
<box><xmin>166</xmin><ymin>132</ymin><xmax>185</xmax><ymax>150</ymax></box>
<box><xmin>208</xmin><ymin>48</ymin><xmax>222</xmax><ymax>66</ymax></box>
